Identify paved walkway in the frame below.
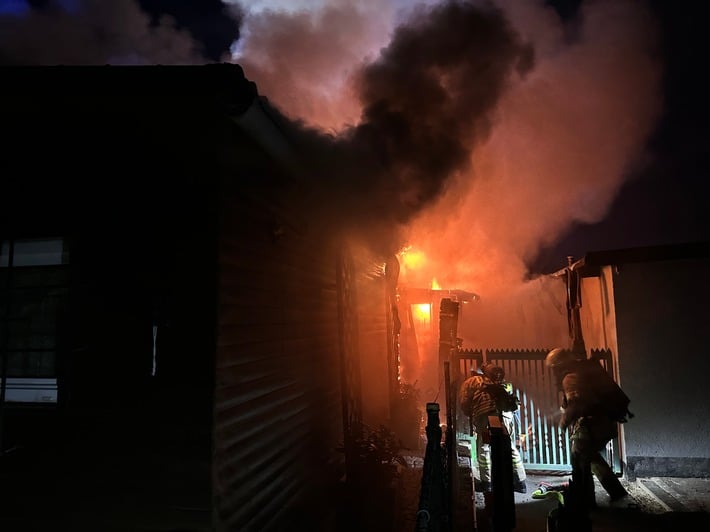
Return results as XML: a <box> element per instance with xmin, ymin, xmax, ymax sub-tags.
<box><xmin>396</xmin><ymin>443</ymin><xmax>710</xmax><ymax>532</ymax></box>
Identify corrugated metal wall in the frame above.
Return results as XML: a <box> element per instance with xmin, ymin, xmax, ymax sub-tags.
<box><xmin>346</xmin><ymin>245</ymin><xmax>391</xmax><ymax>428</ymax></box>
<box><xmin>213</xmin><ymin>157</ymin><xmax>393</xmax><ymax>530</ymax></box>
<box><xmin>214</xmin><ymin>173</ymin><xmax>339</xmax><ymax>530</ymax></box>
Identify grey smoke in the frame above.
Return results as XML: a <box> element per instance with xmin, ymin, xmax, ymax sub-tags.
<box><xmin>0</xmin><ymin>0</ymin><xmax>207</xmax><ymax>64</ymax></box>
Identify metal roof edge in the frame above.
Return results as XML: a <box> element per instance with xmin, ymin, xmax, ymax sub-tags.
<box><xmin>547</xmin><ymin>241</ymin><xmax>710</xmax><ymax>278</ymax></box>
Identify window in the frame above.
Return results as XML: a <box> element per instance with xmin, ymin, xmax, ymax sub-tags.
<box><xmin>0</xmin><ymin>238</ymin><xmax>69</xmax><ymax>404</ymax></box>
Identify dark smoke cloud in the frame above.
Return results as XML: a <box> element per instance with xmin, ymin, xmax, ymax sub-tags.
<box><xmin>352</xmin><ymin>2</ymin><xmax>533</xmax><ymax>218</ymax></box>
<box><xmin>270</xmin><ymin>1</ymin><xmax>532</xmax><ymax>255</ymax></box>
<box><xmin>137</xmin><ymin>0</ymin><xmax>242</xmax><ymax>61</ymax></box>
<box><xmin>0</xmin><ymin>0</ymin><xmax>239</xmax><ymax>64</ymax></box>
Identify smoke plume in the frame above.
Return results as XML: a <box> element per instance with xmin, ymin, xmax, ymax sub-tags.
<box><xmin>1</xmin><ymin>0</ymin><xmax>664</xmax><ymax>350</ymax></box>
<box><xmin>401</xmin><ymin>0</ymin><xmax>662</xmax><ymax>292</ymax></box>
<box><xmin>0</xmin><ymin>0</ymin><xmax>229</xmax><ymax>64</ymax></box>
<box><xmin>245</xmin><ymin>1</ymin><xmax>533</xmax><ymax>257</ymax></box>
<box><xmin>236</xmin><ymin>1</ymin><xmax>662</xmax><ymax>280</ymax></box>
<box><xmin>234</xmin><ymin>0</ymin><xmax>663</xmax><ymax>349</ymax></box>
<box><xmin>232</xmin><ymin>1</ymin><xmax>393</xmax><ymax>131</ymax></box>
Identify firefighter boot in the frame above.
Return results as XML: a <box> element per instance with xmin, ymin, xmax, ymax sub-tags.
<box><xmin>597</xmin><ymin>473</ymin><xmax>628</xmax><ymax>502</ymax></box>
<box><xmin>591</xmin><ymin>458</ymin><xmax>628</xmax><ymax>502</ymax></box>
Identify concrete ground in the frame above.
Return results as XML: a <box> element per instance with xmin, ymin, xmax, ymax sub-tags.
<box><xmin>504</xmin><ymin>473</ymin><xmax>710</xmax><ymax>532</ymax></box>
<box><xmin>2</xmin><ymin>420</ymin><xmax>708</xmax><ymax>531</ymax></box>
<box><xmin>396</xmin><ymin>439</ymin><xmax>710</xmax><ymax>532</ymax></box>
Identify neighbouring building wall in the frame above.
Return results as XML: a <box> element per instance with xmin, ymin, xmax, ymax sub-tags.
<box><xmin>611</xmin><ymin>257</ymin><xmax>710</xmax><ymax>478</ymax></box>
<box><xmin>579</xmin><ymin>275</ymin><xmax>607</xmax><ymax>351</ymax></box>
<box><xmin>348</xmin><ymin>245</ymin><xmax>392</xmax><ymax>429</ymax></box>
<box><xmin>214</xmin><ymin>156</ymin><xmax>343</xmax><ymax>530</ymax></box>
<box><xmin>579</xmin><ymin>266</ymin><xmax>621</xmax><ymax>373</ymax></box>
<box><xmin>1</xmin><ymin>66</ymin><xmax>238</xmax><ymax>529</ymax></box>
<box><xmin>213</xmin><ymin>136</ymin><xmax>394</xmax><ymax>530</ymax></box>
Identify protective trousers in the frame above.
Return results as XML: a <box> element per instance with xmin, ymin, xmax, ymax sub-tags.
<box><xmin>503</xmin><ymin>412</ymin><xmax>527</xmax><ymax>483</ymax></box>
<box><xmin>571</xmin><ymin>416</ymin><xmax>627</xmax><ymax>501</ymax></box>
<box><xmin>474</xmin><ymin>414</ymin><xmax>526</xmax><ymax>485</ymax></box>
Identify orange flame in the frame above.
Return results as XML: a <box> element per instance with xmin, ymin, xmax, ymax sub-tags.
<box><xmin>413</xmin><ymin>303</ymin><xmax>431</xmax><ymax>324</ymax></box>
<box><xmin>398</xmin><ymin>247</ymin><xmax>426</xmax><ymax>274</ymax></box>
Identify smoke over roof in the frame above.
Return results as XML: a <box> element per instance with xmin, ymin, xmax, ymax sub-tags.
<box><xmin>0</xmin><ymin>0</ymin><xmax>240</xmax><ymax>64</ymax></box>
<box><xmin>258</xmin><ymin>1</ymin><xmax>532</xmax><ymax>256</ymax></box>
<box><xmin>402</xmin><ymin>0</ymin><xmax>663</xmax><ymax>294</ymax></box>
<box><xmin>1</xmin><ymin>0</ymin><xmax>664</xmax><ymax>301</ymax></box>
<box><xmin>236</xmin><ymin>0</ymin><xmax>663</xmax><ymax>295</ymax></box>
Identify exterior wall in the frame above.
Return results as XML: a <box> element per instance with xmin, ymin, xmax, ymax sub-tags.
<box><xmin>213</xmin><ymin>145</ymin><xmax>393</xmax><ymax>530</ymax></box>
<box><xmin>579</xmin><ymin>267</ymin><xmax>623</xmax><ymax>388</ymax></box>
<box><xmin>610</xmin><ymin>258</ymin><xmax>710</xmax><ymax>478</ymax></box>
<box><xmin>579</xmin><ymin>275</ymin><xmax>606</xmax><ymax>351</ymax></box>
<box><xmin>349</xmin><ymin>246</ymin><xmax>392</xmax><ymax>428</ymax></box>
<box><xmin>214</xmin><ymin>159</ymin><xmax>340</xmax><ymax>530</ymax></box>
<box><xmin>579</xmin><ymin>266</ymin><xmax>619</xmax><ymax>358</ymax></box>
<box><xmin>0</xmin><ymin>66</ymin><xmax>238</xmax><ymax>528</ymax></box>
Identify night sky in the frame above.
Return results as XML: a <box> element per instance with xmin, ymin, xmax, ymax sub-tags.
<box><xmin>1</xmin><ymin>0</ymin><xmax>708</xmax><ymax>277</ymax></box>
<box><xmin>530</xmin><ymin>0</ymin><xmax>710</xmax><ymax>272</ymax></box>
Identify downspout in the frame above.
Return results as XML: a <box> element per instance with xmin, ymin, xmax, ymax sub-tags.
<box><xmin>566</xmin><ymin>256</ymin><xmax>587</xmax><ymax>356</ymax></box>
<box><xmin>552</xmin><ymin>255</ymin><xmax>588</xmax><ymax>356</ymax></box>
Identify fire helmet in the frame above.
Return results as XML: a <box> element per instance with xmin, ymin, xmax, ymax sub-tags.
<box><xmin>545</xmin><ymin>348</ymin><xmax>583</xmax><ymax>373</ymax></box>
<box><xmin>481</xmin><ymin>362</ymin><xmax>505</xmax><ymax>383</ymax></box>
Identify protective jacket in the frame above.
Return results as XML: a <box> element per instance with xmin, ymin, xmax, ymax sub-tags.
<box><xmin>459</xmin><ymin>374</ymin><xmax>497</xmax><ymax>420</ymax></box>
<box><xmin>559</xmin><ymin>359</ymin><xmax>632</xmax><ymax>430</ymax></box>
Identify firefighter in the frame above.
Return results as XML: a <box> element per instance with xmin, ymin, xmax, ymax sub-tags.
<box><xmin>545</xmin><ymin>348</ymin><xmax>629</xmax><ymax>504</ymax></box>
<box><xmin>459</xmin><ymin>362</ymin><xmax>527</xmax><ymax>493</ymax></box>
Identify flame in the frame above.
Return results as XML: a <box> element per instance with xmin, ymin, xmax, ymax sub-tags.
<box><xmin>431</xmin><ymin>278</ymin><xmax>441</xmax><ymax>290</ymax></box>
<box><xmin>398</xmin><ymin>246</ymin><xmax>427</xmax><ymax>272</ymax></box>
<box><xmin>412</xmin><ymin>303</ymin><xmax>431</xmax><ymax>324</ymax></box>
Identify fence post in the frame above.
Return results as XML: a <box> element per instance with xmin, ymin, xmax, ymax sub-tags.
<box><xmin>489</xmin><ymin>415</ymin><xmax>515</xmax><ymax>532</ymax></box>
<box><xmin>444</xmin><ymin>362</ymin><xmax>457</xmax><ymax>532</ymax></box>
<box><xmin>416</xmin><ymin>403</ymin><xmax>447</xmax><ymax>532</ymax></box>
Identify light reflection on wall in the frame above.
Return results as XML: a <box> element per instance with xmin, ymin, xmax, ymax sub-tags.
<box><xmin>409</xmin><ymin>301</ymin><xmax>440</xmax><ymax>401</ymax></box>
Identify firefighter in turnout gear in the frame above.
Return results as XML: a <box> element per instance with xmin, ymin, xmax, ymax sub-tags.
<box><xmin>545</xmin><ymin>348</ymin><xmax>630</xmax><ymax>504</ymax></box>
<box><xmin>459</xmin><ymin>363</ymin><xmax>527</xmax><ymax>493</ymax></box>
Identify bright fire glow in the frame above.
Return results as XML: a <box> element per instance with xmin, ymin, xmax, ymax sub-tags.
<box><xmin>398</xmin><ymin>247</ymin><xmax>427</xmax><ymax>272</ymax></box>
<box><xmin>431</xmin><ymin>278</ymin><xmax>441</xmax><ymax>290</ymax></box>
<box><xmin>413</xmin><ymin>303</ymin><xmax>431</xmax><ymax>324</ymax></box>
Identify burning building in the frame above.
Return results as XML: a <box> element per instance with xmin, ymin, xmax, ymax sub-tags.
<box><xmin>0</xmin><ymin>1</ymin><xmax>677</xmax><ymax>530</ymax></box>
